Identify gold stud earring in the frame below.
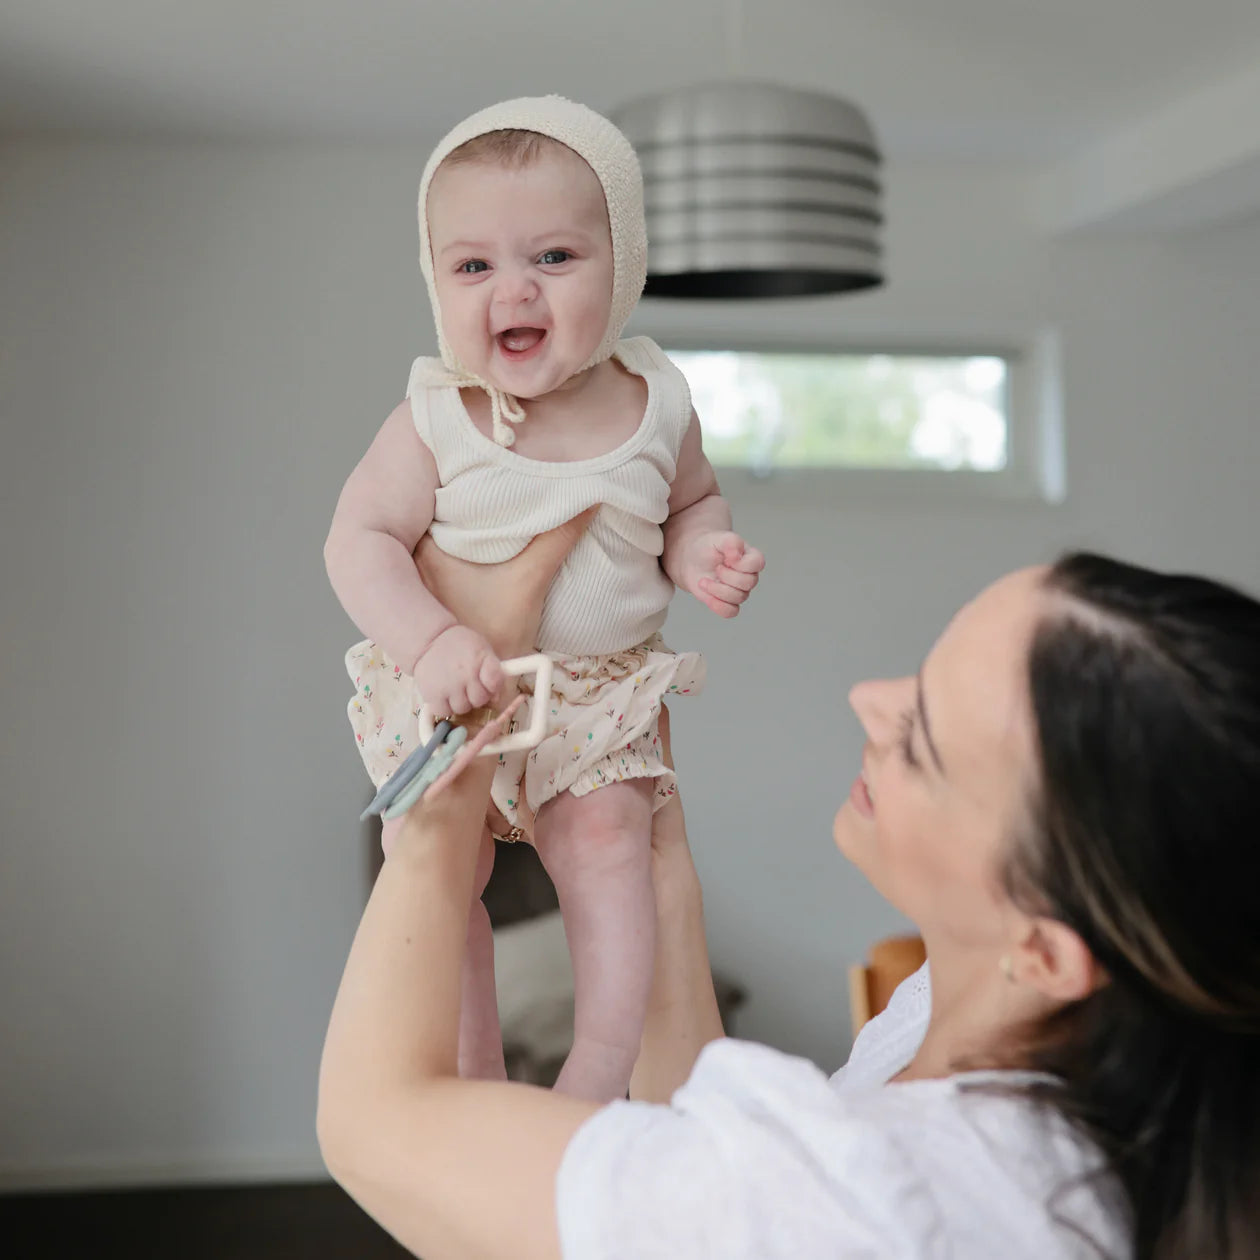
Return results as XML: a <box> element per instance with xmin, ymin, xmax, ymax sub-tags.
<box><xmin>999</xmin><ymin>954</ymin><xmax>1017</xmax><ymax>984</ymax></box>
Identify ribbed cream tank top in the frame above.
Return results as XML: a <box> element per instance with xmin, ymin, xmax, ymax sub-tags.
<box><xmin>407</xmin><ymin>336</ymin><xmax>693</xmax><ymax>656</ymax></box>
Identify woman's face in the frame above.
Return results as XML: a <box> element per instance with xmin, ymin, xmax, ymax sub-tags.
<box><xmin>834</xmin><ymin>567</ymin><xmax>1047</xmax><ymax>953</ymax></box>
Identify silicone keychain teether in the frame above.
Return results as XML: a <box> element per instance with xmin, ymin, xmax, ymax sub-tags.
<box><xmin>416</xmin><ymin>653</ymin><xmax>553</xmax><ymax>758</ymax></box>
<box><xmin>359</xmin><ymin>655</ymin><xmax>552</xmax><ymax>821</ymax></box>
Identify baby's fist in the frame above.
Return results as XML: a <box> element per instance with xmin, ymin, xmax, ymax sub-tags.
<box><xmin>680</xmin><ymin>531</ymin><xmax>765</xmax><ymax>619</ymax></box>
<box><xmin>413</xmin><ymin>625</ymin><xmax>504</xmax><ymax>716</ymax></box>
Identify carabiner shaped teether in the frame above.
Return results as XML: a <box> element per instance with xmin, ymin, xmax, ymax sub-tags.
<box><xmin>417</xmin><ymin>653</ymin><xmax>553</xmax><ymax>758</ymax></box>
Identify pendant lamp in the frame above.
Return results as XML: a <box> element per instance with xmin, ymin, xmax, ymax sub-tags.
<box><xmin>611</xmin><ymin>79</ymin><xmax>884</xmax><ymax>299</ymax></box>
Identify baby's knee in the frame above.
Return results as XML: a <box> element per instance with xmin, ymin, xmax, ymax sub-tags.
<box><xmin>573</xmin><ymin>780</ymin><xmax>654</xmax><ymax>838</ymax></box>
<box><xmin>541</xmin><ymin>782</ymin><xmax>652</xmax><ymax>878</ymax></box>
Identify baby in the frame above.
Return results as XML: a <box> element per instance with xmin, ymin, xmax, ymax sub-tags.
<box><xmin>325</xmin><ymin>96</ymin><xmax>763</xmax><ymax>1102</ymax></box>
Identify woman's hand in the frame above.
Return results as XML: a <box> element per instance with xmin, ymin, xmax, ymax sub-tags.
<box><xmin>409</xmin><ymin>508</ymin><xmax>596</xmax><ymax>819</ymax></box>
<box><xmin>413</xmin><ymin>507</ymin><xmax>596</xmax><ymax>663</ymax></box>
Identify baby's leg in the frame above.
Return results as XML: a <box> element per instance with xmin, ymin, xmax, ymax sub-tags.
<box><xmin>533</xmin><ymin>779</ymin><xmax>656</xmax><ymax>1102</ymax></box>
<box><xmin>380</xmin><ymin>817</ymin><xmax>505</xmax><ymax>1081</ymax></box>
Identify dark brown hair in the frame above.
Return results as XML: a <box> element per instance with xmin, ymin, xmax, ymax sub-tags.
<box><xmin>1007</xmin><ymin>552</ymin><xmax>1260</xmax><ymax>1258</ymax></box>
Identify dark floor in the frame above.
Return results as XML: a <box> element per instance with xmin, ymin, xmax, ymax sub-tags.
<box><xmin>0</xmin><ymin>1181</ymin><xmax>412</xmax><ymax>1259</ymax></box>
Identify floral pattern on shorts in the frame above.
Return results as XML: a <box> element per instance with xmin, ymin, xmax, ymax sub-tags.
<box><xmin>345</xmin><ymin>632</ymin><xmax>704</xmax><ymax>832</ymax></box>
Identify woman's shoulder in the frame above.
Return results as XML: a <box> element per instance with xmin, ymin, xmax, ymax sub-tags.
<box><xmin>559</xmin><ymin>1039</ymin><xmax>937</xmax><ymax>1257</ymax></box>
<box><xmin>558</xmin><ymin>1032</ymin><xmax>1125</xmax><ymax>1259</ymax></box>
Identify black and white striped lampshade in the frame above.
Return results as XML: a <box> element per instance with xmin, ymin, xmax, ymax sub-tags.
<box><xmin>612</xmin><ymin>81</ymin><xmax>884</xmax><ymax>299</ymax></box>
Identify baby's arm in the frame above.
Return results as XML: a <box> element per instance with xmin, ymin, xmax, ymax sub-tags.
<box><xmin>325</xmin><ymin>401</ymin><xmax>501</xmax><ymax>712</ymax></box>
<box><xmin>325</xmin><ymin>400</ymin><xmax>454</xmax><ymax>672</ymax></box>
<box><xmin>662</xmin><ymin>411</ymin><xmax>764</xmax><ymax>618</ymax></box>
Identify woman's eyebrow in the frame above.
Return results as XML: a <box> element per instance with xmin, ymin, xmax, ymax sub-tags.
<box><xmin>917</xmin><ymin>670</ymin><xmax>946</xmax><ymax>775</ymax></box>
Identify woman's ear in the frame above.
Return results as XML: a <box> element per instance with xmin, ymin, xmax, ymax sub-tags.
<box><xmin>1013</xmin><ymin>918</ymin><xmax>1105</xmax><ymax>1004</ymax></box>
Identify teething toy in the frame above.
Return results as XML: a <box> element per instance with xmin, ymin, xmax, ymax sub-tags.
<box><xmin>360</xmin><ymin>655</ymin><xmax>551</xmax><ymax>821</ymax></box>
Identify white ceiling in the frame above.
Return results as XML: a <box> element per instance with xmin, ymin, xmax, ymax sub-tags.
<box><xmin>4</xmin><ymin>1</ymin><xmax>1260</xmax><ymax>228</ymax></box>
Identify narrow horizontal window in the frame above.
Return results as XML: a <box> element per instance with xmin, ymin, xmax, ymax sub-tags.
<box><xmin>670</xmin><ymin>350</ymin><xmax>1011</xmax><ymax>475</ymax></box>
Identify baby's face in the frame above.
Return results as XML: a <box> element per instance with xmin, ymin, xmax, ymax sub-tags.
<box><xmin>427</xmin><ymin>145</ymin><xmax>614</xmax><ymax>399</ymax></box>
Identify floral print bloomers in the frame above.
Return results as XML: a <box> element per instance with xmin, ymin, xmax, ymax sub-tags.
<box><xmin>345</xmin><ymin>633</ymin><xmax>705</xmax><ymax>831</ymax></box>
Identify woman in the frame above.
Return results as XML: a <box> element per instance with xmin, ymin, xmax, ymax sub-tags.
<box><xmin>318</xmin><ymin>515</ymin><xmax>1260</xmax><ymax>1259</ymax></box>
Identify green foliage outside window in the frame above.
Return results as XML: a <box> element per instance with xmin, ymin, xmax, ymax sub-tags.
<box><xmin>670</xmin><ymin>351</ymin><xmax>1009</xmax><ymax>473</ymax></box>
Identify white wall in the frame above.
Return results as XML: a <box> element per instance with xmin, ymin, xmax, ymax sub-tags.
<box><xmin>1</xmin><ymin>138</ymin><xmax>1257</xmax><ymax>1187</ymax></box>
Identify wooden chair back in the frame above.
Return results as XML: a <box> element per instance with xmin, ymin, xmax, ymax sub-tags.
<box><xmin>848</xmin><ymin>935</ymin><xmax>927</xmax><ymax>1038</ymax></box>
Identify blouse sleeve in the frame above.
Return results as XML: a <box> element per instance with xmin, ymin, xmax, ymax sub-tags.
<box><xmin>554</xmin><ymin>1038</ymin><xmax>940</xmax><ymax>1260</ymax></box>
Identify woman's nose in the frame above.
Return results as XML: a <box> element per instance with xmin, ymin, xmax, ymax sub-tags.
<box><xmin>849</xmin><ymin>677</ymin><xmax>911</xmax><ymax>745</ymax></box>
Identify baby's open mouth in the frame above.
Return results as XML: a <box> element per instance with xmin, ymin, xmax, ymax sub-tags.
<box><xmin>497</xmin><ymin>327</ymin><xmax>546</xmax><ymax>354</ymax></box>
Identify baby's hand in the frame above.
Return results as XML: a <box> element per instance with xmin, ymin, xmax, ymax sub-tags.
<box><xmin>677</xmin><ymin>530</ymin><xmax>765</xmax><ymax>619</ymax></box>
<box><xmin>413</xmin><ymin>625</ymin><xmax>504</xmax><ymax>716</ymax></box>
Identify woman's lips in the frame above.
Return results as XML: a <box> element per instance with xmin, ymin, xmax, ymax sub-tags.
<box><xmin>849</xmin><ymin>767</ymin><xmax>875</xmax><ymax>818</ymax></box>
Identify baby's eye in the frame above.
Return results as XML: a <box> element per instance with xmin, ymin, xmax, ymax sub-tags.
<box><xmin>538</xmin><ymin>249</ymin><xmax>571</xmax><ymax>265</ymax></box>
<box><xmin>458</xmin><ymin>260</ymin><xmax>488</xmax><ymax>274</ymax></box>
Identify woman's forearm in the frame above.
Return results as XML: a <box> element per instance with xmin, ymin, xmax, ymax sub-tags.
<box><xmin>318</xmin><ymin>752</ymin><xmax>495</xmax><ymax>1136</ymax></box>
<box><xmin>630</xmin><ymin>800</ymin><xmax>725</xmax><ymax>1103</ymax></box>
<box><xmin>316</xmin><ymin>513</ymin><xmax>610</xmax><ymax>1260</ymax></box>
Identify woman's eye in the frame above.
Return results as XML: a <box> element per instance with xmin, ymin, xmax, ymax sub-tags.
<box><xmin>897</xmin><ymin>709</ymin><xmax>919</xmax><ymax>769</ymax></box>
<box><xmin>538</xmin><ymin>249</ymin><xmax>571</xmax><ymax>265</ymax></box>
<box><xmin>458</xmin><ymin>260</ymin><xmax>488</xmax><ymax>274</ymax></box>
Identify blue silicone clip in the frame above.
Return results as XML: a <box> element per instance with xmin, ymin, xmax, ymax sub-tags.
<box><xmin>358</xmin><ymin>654</ymin><xmax>553</xmax><ymax>822</ymax></box>
<box><xmin>360</xmin><ymin>720</ymin><xmax>465</xmax><ymax>821</ymax></box>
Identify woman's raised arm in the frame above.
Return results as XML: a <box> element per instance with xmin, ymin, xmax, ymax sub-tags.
<box><xmin>318</xmin><ymin>514</ymin><xmax>601</xmax><ymax>1260</ymax></box>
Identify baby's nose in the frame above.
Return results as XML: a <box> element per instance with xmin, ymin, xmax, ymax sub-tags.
<box><xmin>493</xmin><ymin>266</ymin><xmax>540</xmax><ymax>306</ymax></box>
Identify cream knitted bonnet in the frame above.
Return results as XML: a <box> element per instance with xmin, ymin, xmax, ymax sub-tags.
<box><xmin>413</xmin><ymin>95</ymin><xmax>647</xmax><ymax>447</ymax></box>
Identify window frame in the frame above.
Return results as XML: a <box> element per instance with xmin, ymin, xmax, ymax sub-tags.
<box><xmin>664</xmin><ymin>331</ymin><xmax>1064</xmax><ymax>507</ymax></box>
